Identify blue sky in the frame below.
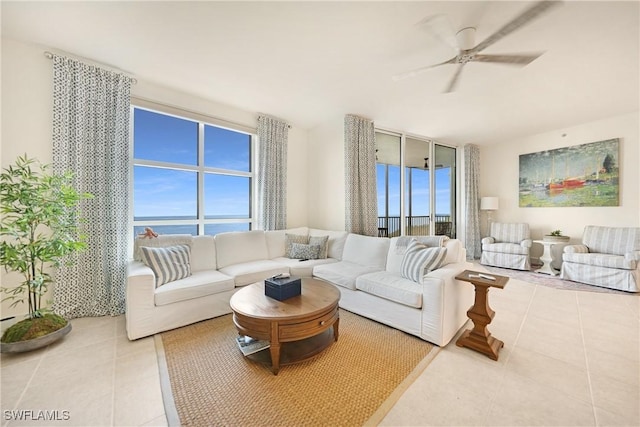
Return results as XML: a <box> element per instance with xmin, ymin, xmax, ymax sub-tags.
<box><xmin>134</xmin><ymin>108</ymin><xmax>452</xmax><ymax>221</ymax></box>
<box><xmin>133</xmin><ymin>108</ymin><xmax>250</xmax><ymax>219</ymax></box>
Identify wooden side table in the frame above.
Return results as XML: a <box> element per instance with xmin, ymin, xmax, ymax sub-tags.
<box><xmin>455</xmin><ymin>270</ymin><xmax>509</xmax><ymax>361</ymax></box>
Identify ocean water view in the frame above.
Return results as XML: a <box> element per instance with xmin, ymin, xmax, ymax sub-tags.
<box><xmin>133</xmin><ymin>215</ymin><xmax>250</xmax><ymax>237</ymax></box>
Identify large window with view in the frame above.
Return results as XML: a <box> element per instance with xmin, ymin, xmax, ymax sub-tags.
<box><xmin>132</xmin><ymin>106</ymin><xmax>254</xmax><ymax>237</ymax></box>
<box><xmin>376</xmin><ymin>131</ymin><xmax>457</xmax><ymax>238</ymax></box>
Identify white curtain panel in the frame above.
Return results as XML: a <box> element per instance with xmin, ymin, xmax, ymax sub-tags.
<box><xmin>344</xmin><ymin>115</ymin><xmax>377</xmax><ymax>236</ymax></box>
<box><xmin>51</xmin><ymin>54</ymin><xmax>131</xmax><ymax>318</ymax></box>
<box><xmin>257</xmin><ymin>115</ymin><xmax>289</xmax><ymax>230</ymax></box>
<box><xmin>464</xmin><ymin>144</ymin><xmax>482</xmax><ymax>259</ymax></box>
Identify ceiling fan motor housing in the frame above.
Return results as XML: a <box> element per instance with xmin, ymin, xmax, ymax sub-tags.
<box><xmin>456</xmin><ymin>27</ymin><xmax>476</xmax><ymax>51</ymax></box>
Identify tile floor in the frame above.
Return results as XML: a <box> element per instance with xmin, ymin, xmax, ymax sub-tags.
<box><xmin>1</xmin><ymin>274</ymin><xmax>638</xmax><ymax>426</ymax></box>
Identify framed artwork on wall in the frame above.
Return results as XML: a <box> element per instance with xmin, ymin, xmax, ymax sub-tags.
<box><xmin>519</xmin><ymin>138</ymin><xmax>619</xmax><ymax>207</ymax></box>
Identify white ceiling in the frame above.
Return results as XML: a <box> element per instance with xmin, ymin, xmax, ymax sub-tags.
<box><xmin>2</xmin><ymin>1</ymin><xmax>638</xmax><ymax>145</ymax></box>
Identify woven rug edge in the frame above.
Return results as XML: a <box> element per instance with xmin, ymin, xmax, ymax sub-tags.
<box><xmin>363</xmin><ymin>345</ymin><xmax>441</xmax><ymax>426</ymax></box>
<box><xmin>154</xmin><ymin>334</ymin><xmax>181</xmax><ymax>427</ymax></box>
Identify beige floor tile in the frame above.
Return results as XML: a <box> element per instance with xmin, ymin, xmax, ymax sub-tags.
<box><xmin>590</xmin><ymin>372</ymin><xmax>640</xmax><ymax>423</ymax></box>
<box><xmin>113</xmin><ymin>375</ymin><xmax>164</xmax><ymax>427</ymax></box>
<box><xmin>504</xmin><ymin>347</ymin><xmax>591</xmax><ymax>403</ymax></box>
<box><xmin>141</xmin><ymin>415</ymin><xmax>168</xmax><ymax>427</ymax></box>
<box><xmin>594</xmin><ymin>405</ymin><xmax>640</xmax><ymax>427</ymax></box>
<box><xmin>38</xmin><ymin>339</ymin><xmax>116</xmax><ymax>382</ymax></box>
<box><xmin>115</xmin><ymin>333</ymin><xmax>155</xmax><ymax>359</ymax></box>
<box><xmin>486</xmin><ymin>371</ymin><xmax>596</xmax><ymax>426</ymax></box>
<box><xmin>114</xmin><ymin>347</ymin><xmax>161</xmax><ymax>390</ymax></box>
<box><xmin>582</xmin><ymin>330</ymin><xmax>639</xmax><ymax>363</ymax></box>
<box><xmin>516</xmin><ymin>315</ymin><xmax>587</xmax><ymax>369</ymax></box>
<box><xmin>586</xmin><ymin>347</ymin><xmax>640</xmax><ymax>387</ymax></box>
<box><xmin>579</xmin><ymin>303</ymin><xmax>638</xmax><ymax>328</ymax></box>
<box><xmin>0</xmin><ymin>359</ymin><xmax>40</xmax><ymax>410</ymax></box>
<box><xmin>0</xmin><ymin>346</ymin><xmax>47</xmax><ymax>369</ymax></box>
<box><xmin>45</xmin><ymin>321</ymin><xmax>116</xmax><ymax>355</ymax></box>
<box><xmin>10</xmin><ymin>384</ymin><xmax>113</xmax><ymax>426</ymax></box>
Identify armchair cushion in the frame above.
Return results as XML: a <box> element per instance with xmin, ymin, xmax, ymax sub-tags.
<box><xmin>481</xmin><ymin>222</ymin><xmax>531</xmax><ymax>271</ymax></box>
<box><xmin>564</xmin><ymin>244</ymin><xmax>589</xmax><ymax>254</ymax></box>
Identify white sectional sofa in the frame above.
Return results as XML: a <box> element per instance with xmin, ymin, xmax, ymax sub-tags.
<box><xmin>126</xmin><ymin>227</ymin><xmax>473</xmax><ymax>346</ymax></box>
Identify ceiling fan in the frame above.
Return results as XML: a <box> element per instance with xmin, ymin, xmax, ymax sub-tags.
<box><xmin>393</xmin><ymin>1</ymin><xmax>562</xmax><ymax>92</ymax></box>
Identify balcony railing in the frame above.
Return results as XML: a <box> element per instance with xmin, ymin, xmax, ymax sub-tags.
<box><xmin>377</xmin><ymin>215</ymin><xmax>453</xmax><ymax>238</ymax></box>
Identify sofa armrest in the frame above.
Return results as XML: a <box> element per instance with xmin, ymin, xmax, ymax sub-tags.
<box><xmin>625</xmin><ymin>250</ymin><xmax>640</xmax><ymax>262</ymax></box>
<box><xmin>481</xmin><ymin>237</ymin><xmax>494</xmax><ymax>245</ymax></box>
<box><xmin>564</xmin><ymin>244</ymin><xmax>589</xmax><ymax>254</ymax></box>
<box><xmin>520</xmin><ymin>239</ymin><xmax>532</xmax><ymax>249</ymax></box>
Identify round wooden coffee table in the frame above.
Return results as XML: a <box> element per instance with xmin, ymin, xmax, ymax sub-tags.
<box><xmin>230</xmin><ymin>277</ymin><xmax>340</xmax><ymax>375</ymax></box>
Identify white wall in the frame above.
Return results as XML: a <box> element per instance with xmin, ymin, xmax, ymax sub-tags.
<box><xmin>307</xmin><ymin>116</ymin><xmax>345</xmax><ymax>231</ymax></box>
<box><xmin>479</xmin><ymin>111</ymin><xmax>640</xmax><ymax>259</ymax></box>
<box><xmin>0</xmin><ymin>38</ymin><xmax>308</xmax><ymax>318</ymax></box>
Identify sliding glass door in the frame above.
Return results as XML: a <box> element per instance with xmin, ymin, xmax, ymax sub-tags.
<box><xmin>376</xmin><ymin>131</ymin><xmax>457</xmax><ymax>238</ymax></box>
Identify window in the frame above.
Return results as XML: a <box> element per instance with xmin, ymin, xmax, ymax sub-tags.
<box><xmin>132</xmin><ymin>106</ymin><xmax>255</xmax><ymax>237</ymax></box>
<box><xmin>376</xmin><ymin>131</ymin><xmax>457</xmax><ymax>238</ymax></box>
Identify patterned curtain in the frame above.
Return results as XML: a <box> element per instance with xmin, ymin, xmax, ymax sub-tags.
<box><xmin>257</xmin><ymin>115</ymin><xmax>289</xmax><ymax>230</ymax></box>
<box><xmin>464</xmin><ymin>144</ymin><xmax>482</xmax><ymax>259</ymax></box>
<box><xmin>51</xmin><ymin>54</ymin><xmax>131</xmax><ymax>318</ymax></box>
<box><xmin>344</xmin><ymin>115</ymin><xmax>377</xmax><ymax>236</ymax></box>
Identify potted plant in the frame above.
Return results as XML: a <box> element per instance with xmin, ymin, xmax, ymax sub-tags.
<box><xmin>0</xmin><ymin>155</ymin><xmax>92</xmax><ymax>353</ymax></box>
<box><xmin>543</xmin><ymin>229</ymin><xmax>570</xmax><ymax>242</ymax></box>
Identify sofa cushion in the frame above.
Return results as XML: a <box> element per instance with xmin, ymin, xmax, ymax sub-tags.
<box><xmin>140</xmin><ymin>245</ymin><xmax>192</xmax><ymax>287</ymax></box>
<box><xmin>272</xmin><ymin>257</ymin><xmax>337</xmax><ymax>277</ymax></box>
<box><xmin>265</xmin><ymin>227</ymin><xmax>309</xmax><ymax>258</ymax></box>
<box><xmin>190</xmin><ymin>235</ymin><xmax>217</xmax><ymax>272</ymax></box>
<box><xmin>356</xmin><ymin>271</ymin><xmax>422</xmax><ymax>309</ymax></box>
<box><xmin>310</xmin><ymin>229</ymin><xmax>349</xmax><ymax>260</ymax></box>
<box><xmin>401</xmin><ymin>241</ymin><xmax>447</xmax><ymax>283</ymax></box>
<box><xmin>215</xmin><ymin>231</ymin><xmax>268</xmax><ymax>269</ymax></box>
<box><xmin>342</xmin><ymin>234</ymin><xmax>390</xmax><ymax>269</ymax></box>
<box><xmin>313</xmin><ymin>261</ymin><xmax>381</xmax><ymax>290</ymax></box>
<box><xmin>218</xmin><ymin>259</ymin><xmax>289</xmax><ymax>287</ymax></box>
<box><xmin>563</xmin><ymin>252</ymin><xmax>636</xmax><ymax>270</ymax></box>
<box><xmin>134</xmin><ymin>234</ymin><xmax>193</xmax><ymax>261</ymax></box>
<box><xmin>582</xmin><ymin>226</ymin><xmax>640</xmax><ymax>256</ymax></box>
<box><xmin>154</xmin><ymin>270</ymin><xmax>235</xmax><ymax>306</ymax></box>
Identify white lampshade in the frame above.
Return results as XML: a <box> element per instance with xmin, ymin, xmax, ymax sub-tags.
<box><xmin>480</xmin><ymin>197</ymin><xmax>499</xmax><ymax>211</ymax></box>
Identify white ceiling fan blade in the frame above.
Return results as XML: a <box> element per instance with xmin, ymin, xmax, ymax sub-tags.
<box><xmin>392</xmin><ymin>56</ymin><xmax>457</xmax><ymax>81</ymax></box>
<box><xmin>471</xmin><ymin>1</ymin><xmax>562</xmax><ymax>54</ymax></box>
<box><xmin>473</xmin><ymin>52</ymin><xmax>545</xmax><ymax>66</ymax></box>
<box><xmin>416</xmin><ymin>14</ymin><xmax>459</xmax><ymax>52</ymax></box>
<box><xmin>445</xmin><ymin>64</ymin><xmax>465</xmax><ymax>93</ymax></box>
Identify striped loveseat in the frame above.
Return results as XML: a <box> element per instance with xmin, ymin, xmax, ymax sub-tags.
<box><xmin>480</xmin><ymin>222</ymin><xmax>532</xmax><ymax>271</ymax></box>
<box><xmin>560</xmin><ymin>226</ymin><xmax>640</xmax><ymax>292</ymax></box>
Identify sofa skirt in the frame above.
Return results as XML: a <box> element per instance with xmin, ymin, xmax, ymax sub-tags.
<box><xmin>560</xmin><ymin>262</ymin><xmax>639</xmax><ymax>292</ymax></box>
<box><xmin>480</xmin><ymin>251</ymin><xmax>530</xmax><ymax>271</ymax></box>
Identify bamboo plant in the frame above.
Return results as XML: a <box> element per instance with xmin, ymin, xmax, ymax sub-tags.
<box><xmin>0</xmin><ymin>155</ymin><xmax>92</xmax><ymax>343</ymax></box>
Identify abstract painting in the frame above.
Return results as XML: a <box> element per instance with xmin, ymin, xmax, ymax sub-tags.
<box><xmin>519</xmin><ymin>138</ymin><xmax>619</xmax><ymax>207</ymax></box>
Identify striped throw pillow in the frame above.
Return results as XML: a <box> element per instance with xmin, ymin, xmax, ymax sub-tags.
<box><xmin>401</xmin><ymin>240</ymin><xmax>447</xmax><ymax>283</ymax></box>
<box><xmin>140</xmin><ymin>244</ymin><xmax>192</xmax><ymax>287</ymax></box>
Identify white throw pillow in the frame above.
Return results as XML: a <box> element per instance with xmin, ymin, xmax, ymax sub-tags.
<box><xmin>401</xmin><ymin>240</ymin><xmax>447</xmax><ymax>283</ymax></box>
<box><xmin>140</xmin><ymin>244</ymin><xmax>192</xmax><ymax>287</ymax></box>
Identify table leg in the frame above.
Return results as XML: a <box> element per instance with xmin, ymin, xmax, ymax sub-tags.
<box><xmin>333</xmin><ymin>317</ymin><xmax>340</xmax><ymax>342</ymax></box>
<box><xmin>456</xmin><ymin>283</ymin><xmax>504</xmax><ymax>360</ymax></box>
<box><xmin>270</xmin><ymin>322</ymin><xmax>280</xmax><ymax>375</ymax></box>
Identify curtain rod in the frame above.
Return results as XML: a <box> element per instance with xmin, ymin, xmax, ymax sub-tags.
<box><xmin>258</xmin><ymin>114</ymin><xmax>291</xmax><ymax>129</ymax></box>
<box><xmin>44</xmin><ymin>51</ymin><xmax>137</xmax><ymax>84</ymax></box>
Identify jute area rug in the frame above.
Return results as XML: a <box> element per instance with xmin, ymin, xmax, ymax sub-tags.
<box><xmin>156</xmin><ymin>309</ymin><xmax>437</xmax><ymax>427</ymax></box>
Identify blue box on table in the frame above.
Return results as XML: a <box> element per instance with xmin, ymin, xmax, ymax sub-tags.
<box><xmin>264</xmin><ymin>276</ymin><xmax>301</xmax><ymax>301</ymax></box>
